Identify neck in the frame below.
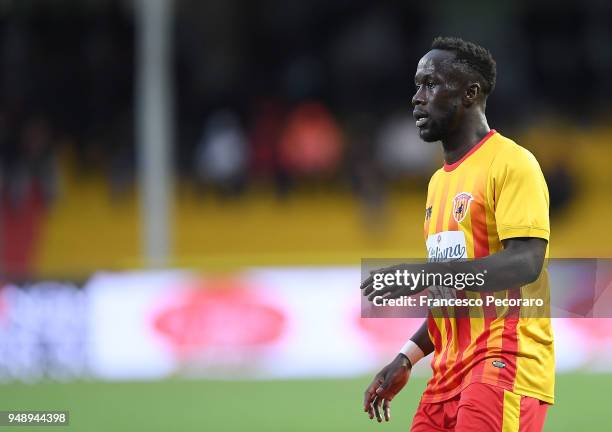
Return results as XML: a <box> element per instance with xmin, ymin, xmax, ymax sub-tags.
<box><xmin>441</xmin><ymin>113</ymin><xmax>490</xmax><ymax>165</ymax></box>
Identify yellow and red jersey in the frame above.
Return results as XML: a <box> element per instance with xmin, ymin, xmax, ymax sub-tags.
<box><xmin>422</xmin><ymin>129</ymin><xmax>554</xmax><ymax>404</ymax></box>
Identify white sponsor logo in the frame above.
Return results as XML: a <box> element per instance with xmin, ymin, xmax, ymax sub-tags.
<box><xmin>426</xmin><ymin>231</ymin><xmax>467</xmax><ymax>261</ymax></box>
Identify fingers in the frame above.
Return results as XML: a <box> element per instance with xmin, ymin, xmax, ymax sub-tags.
<box><xmin>366</xmin><ymin>401</ymin><xmax>375</xmax><ymax>420</ymax></box>
<box><xmin>367</xmin><ymin>284</ymin><xmax>397</xmax><ymax>302</ymax></box>
<box><xmin>373</xmin><ymin>384</ymin><xmax>389</xmax><ymax>423</ymax></box>
<box><xmin>383</xmin><ymin>286</ymin><xmax>415</xmax><ymax>300</ymax></box>
<box><xmin>383</xmin><ymin>398</ymin><xmax>391</xmax><ymax>421</ymax></box>
<box><xmin>367</xmin><ymin>284</ymin><xmax>416</xmax><ymax>302</ymax></box>
<box><xmin>364</xmin><ymin>378</ymin><xmax>382</xmax><ymax>419</ymax></box>
<box><xmin>376</xmin><ymin>374</ymin><xmax>396</xmax><ymax>402</ymax></box>
<box><xmin>372</xmin><ymin>395</ymin><xmax>383</xmax><ymax>422</ymax></box>
<box><xmin>365</xmin><ymin>381</ymin><xmax>393</xmax><ymax>422</ymax></box>
<box><xmin>360</xmin><ymin>273</ymin><xmax>374</xmax><ymax>291</ymax></box>
<box><xmin>363</xmin><ymin>387</ymin><xmax>376</xmax><ymax>419</ymax></box>
<box><xmin>362</xmin><ymin>284</ymin><xmax>375</xmax><ymax>298</ymax></box>
<box><xmin>371</xmin><ymin>395</ymin><xmax>392</xmax><ymax>422</ymax></box>
<box><xmin>361</xmin><ymin>266</ymin><xmax>394</xmax><ymax>297</ymax></box>
<box><xmin>361</xmin><ymin>275</ymin><xmax>377</xmax><ymax>297</ymax></box>
<box><xmin>362</xmin><ymin>265</ymin><xmax>417</xmax><ymax>301</ymax></box>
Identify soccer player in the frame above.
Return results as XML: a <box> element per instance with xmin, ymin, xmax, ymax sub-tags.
<box><xmin>361</xmin><ymin>37</ymin><xmax>553</xmax><ymax>431</ymax></box>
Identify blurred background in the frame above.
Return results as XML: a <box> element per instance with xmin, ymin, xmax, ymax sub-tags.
<box><xmin>1</xmin><ymin>0</ymin><xmax>611</xmax><ymax>430</ymax></box>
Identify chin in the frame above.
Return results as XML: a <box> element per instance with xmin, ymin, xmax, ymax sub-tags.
<box><xmin>418</xmin><ymin>128</ymin><xmax>441</xmax><ymax>142</ymax></box>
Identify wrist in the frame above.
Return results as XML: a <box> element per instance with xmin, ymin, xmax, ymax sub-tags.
<box><xmin>399</xmin><ymin>339</ymin><xmax>425</xmax><ymax>367</ymax></box>
<box><xmin>397</xmin><ymin>353</ymin><xmax>412</xmax><ymax>369</ymax></box>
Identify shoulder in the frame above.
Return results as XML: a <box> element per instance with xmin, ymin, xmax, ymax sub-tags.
<box><xmin>489</xmin><ymin>133</ymin><xmax>543</xmax><ymax>175</ymax></box>
<box><xmin>427</xmin><ymin>168</ymin><xmax>445</xmax><ymax>189</ymax></box>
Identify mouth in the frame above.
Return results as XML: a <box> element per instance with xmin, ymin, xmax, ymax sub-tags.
<box><xmin>413</xmin><ymin>111</ymin><xmax>429</xmax><ymax>128</ymax></box>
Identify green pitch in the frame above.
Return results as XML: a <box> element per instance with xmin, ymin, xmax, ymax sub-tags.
<box><xmin>0</xmin><ymin>373</ymin><xmax>608</xmax><ymax>431</ymax></box>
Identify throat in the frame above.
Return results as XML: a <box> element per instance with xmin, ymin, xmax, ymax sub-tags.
<box><xmin>442</xmin><ymin>128</ymin><xmax>491</xmax><ymax>165</ymax></box>
<box><xmin>443</xmin><ymin>142</ymin><xmax>475</xmax><ymax>165</ymax></box>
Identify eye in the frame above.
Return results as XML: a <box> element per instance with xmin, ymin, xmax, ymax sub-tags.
<box><xmin>426</xmin><ymin>80</ymin><xmax>435</xmax><ymax>89</ymax></box>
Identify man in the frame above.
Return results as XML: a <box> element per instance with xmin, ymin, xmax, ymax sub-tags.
<box><xmin>361</xmin><ymin>37</ymin><xmax>553</xmax><ymax>431</ymax></box>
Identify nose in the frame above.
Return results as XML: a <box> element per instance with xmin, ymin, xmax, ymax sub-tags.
<box><xmin>412</xmin><ymin>86</ymin><xmax>425</xmax><ymax>106</ymax></box>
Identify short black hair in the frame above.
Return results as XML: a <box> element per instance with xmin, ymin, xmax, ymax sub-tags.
<box><xmin>431</xmin><ymin>36</ymin><xmax>496</xmax><ymax>96</ymax></box>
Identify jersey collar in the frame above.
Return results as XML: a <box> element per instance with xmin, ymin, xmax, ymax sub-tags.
<box><xmin>443</xmin><ymin>129</ymin><xmax>496</xmax><ymax>172</ymax></box>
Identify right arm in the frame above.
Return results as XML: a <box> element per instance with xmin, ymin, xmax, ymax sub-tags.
<box><xmin>407</xmin><ymin>319</ymin><xmax>434</xmax><ymax>359</ymax></box>
<box><xmin>363</xmin><ymin>319</ymin><xmax>432</xmax><ymax>422</ymax></box>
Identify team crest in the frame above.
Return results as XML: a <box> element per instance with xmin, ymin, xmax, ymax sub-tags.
<box><xmin>452</xmin><ymin>192</ymin><xmax>473</xmax><ymax>223</ymax></box>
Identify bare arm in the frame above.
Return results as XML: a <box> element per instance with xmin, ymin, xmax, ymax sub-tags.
<box><xmin>442</xmin><ymin>237</ymin><xmax>547</xmax><ymax>293</ymax></box>
<box><xmin>363</xmin><ymin>319</ymin><xmax>432</xmax><ymax>422</ymax></box>
<box><xmin>409</xmin><ymin>319</ymin><xmax>433</xmax><ymax>357</ymax></box>
<box><xmin>362</xmin><ymin>237</ymin><xmax>547</xmax><ymax>299</ymax></box>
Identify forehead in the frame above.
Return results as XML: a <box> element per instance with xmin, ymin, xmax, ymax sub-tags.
<box><xmin>415</xmin><ymin>49</ymin><xmax>457</xmax><ymax>78</ymax></box>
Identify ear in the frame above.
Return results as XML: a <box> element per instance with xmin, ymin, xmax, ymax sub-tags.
<box><xmin>463</xmin><ymin>82</ymin><xmax>481</xmax><ymax>106</ymax></box>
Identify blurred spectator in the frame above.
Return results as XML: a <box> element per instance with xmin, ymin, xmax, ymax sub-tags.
<box><xmin>329</xmin><ymin>4</ymin><xmax>408</xmax><ymax>113</ymax></box>
<box><xmin>0</xmin><ymin>110</ymin><xmax>56</xmax><ymax>210</ymax></box>
<box><xmin>0</xmin><ymin>0</ymin><xmax>599</xmax><ymax>208</ymax></box>
<box><xmin>375</xmin><ymin>111</ymin><xmax>439</xmax><ymax>181</ymax></box>
<box><xmin>20</xmin><ymin>115</ymin><xmax>57</xmax><ymax>205</ymax></box>
<box><xmin>194</xmin><ymin>110</ymin><xmax>249</xmax><ymax>197</ymax></box>
<box><xmin>345</xmin><ymin>112</ymin><xmax>386</xmax><ymax>231</ymax></box>
<box><xmin>0</xmin><ymin>111</ymin><xmax>55</xmax><ymax>279</ymax></box>
<box><xmin>248</xmin><ymin>99</ymin><xmax>288</xmax><ymax>195</ymax></box>
<box><xmin>519</xmin><ymin>118</ymin><xmax>577</xmax><ymax>217</ymax></box>
<box><xmin>546</xmin><ymin>161</ymin><xmax>574</xmax><ymax>216</ymax></box>
<box><xmin>278</xmin><ymin>102</ymin><xmax>343</xmax><ymax>187</ymax></box>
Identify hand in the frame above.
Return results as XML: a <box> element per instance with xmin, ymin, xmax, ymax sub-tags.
<box><xmin>360</xmin><ymin>264</ymin><xmax>403</xmax><ymax>299</ymax></box>
<box><xmin>363</xmin><ymin>354</ymin><xmax>411</xmax><ymax>422</ymax></box>
<box><xmin>360</xmin><ymin>264</ymin><xmax>428</xmax><ymax>302</ymax></box>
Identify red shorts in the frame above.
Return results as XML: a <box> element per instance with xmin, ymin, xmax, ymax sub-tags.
<box><xmin>410</xmin><ymin>383</ymin><xmax>548</xmax><ymax>432</ymax></box>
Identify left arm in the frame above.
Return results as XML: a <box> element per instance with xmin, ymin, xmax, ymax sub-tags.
<box><xmin>361</xmin><ymin>237</ymin><xmax>547</xmax><ymax>299</ymax></box>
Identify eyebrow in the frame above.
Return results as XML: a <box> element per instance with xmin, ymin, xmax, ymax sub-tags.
<box><xmin>414</xmin><ymin>72</ymin><xmax>434</xmax><ymax>84</ymax></box>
